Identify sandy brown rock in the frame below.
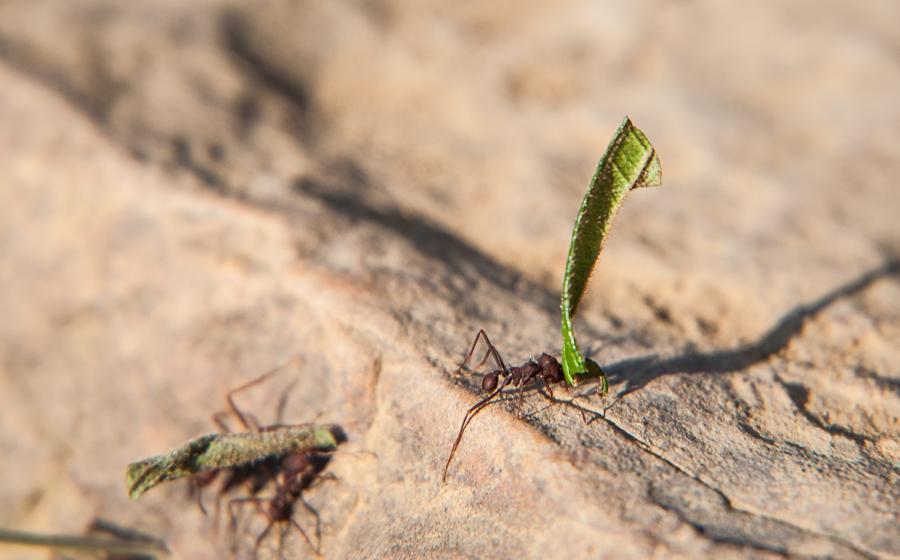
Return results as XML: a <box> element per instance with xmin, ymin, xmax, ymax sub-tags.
<box><xmin>1</xmin><ymin>1</ymin><xmax>898</xmax><ymax>559</ymax></box>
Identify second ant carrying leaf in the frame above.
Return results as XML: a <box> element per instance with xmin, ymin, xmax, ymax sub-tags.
<box><xmin>193</xmin><ymin>360</ymin><xmax>346</xmax><ymax>559</ymax></box>
<box><xmin>127</xmin><ymin>358</ymin><xmax>346</xmax><ymax>559</ymax></box>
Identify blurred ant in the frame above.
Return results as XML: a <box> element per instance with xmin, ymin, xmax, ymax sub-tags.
<box><xmin>227</xmin><ymin>451</ymin><xmax>337</xmax><ymax>559</ymax></box>
<box><xmin>188</xmin><ymin>361</ymin><xmax>298</xmax><ymax>517</ymax></box>
<box><xmin>186</xmin><ymin>359</ymin><xmax>345</xmax><ymax>558</ymax></box>
<box><xmin>443</xmin><ymin>329</ymin><xmax>571</xmax><ymax>482</ymax></box>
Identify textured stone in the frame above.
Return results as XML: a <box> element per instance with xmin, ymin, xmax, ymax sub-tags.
<box><xmin>0</xmin><ymin>1</ymin><xmax>898</xmax><ymax>559</ymax></box>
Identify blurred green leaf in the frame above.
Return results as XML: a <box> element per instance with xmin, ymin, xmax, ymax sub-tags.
<box><xmin>126</xmin><ymin>425</ymin><xmax>340</xmax><ymax>499</ymax></box>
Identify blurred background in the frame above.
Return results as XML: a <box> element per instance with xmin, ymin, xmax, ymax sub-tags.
<box><xmin>1</xmin><ymin>1</ymin><xmax>898</xmax><ymax>559</ymax></box>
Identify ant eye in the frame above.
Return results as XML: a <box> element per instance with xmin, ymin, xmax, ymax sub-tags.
<box><xmin>482</xmin><ymin>372</ymin><xmax>499</xmax><ymax>392</ymax></box>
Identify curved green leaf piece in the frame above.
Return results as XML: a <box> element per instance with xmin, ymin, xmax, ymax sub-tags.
<box><xmin>561</xmin><ymin>116</ymin><xmax>662</xmax><ymax>388</ymax></box>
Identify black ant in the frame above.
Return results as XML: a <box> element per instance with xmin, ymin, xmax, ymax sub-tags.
<box><xmin>442</xmin><ymin>329</ymin><xmax>570</xmax><ymax>482</ymax></box>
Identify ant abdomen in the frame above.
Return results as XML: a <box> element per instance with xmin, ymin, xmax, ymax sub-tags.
<box><xmin>482</xmin><ymin>371</ymin><xmax>500</xmax><ymax>392</ymax></box>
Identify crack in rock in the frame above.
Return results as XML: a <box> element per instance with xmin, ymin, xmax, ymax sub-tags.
<box><xmin>600</xmin><ymin>415</ymin><xmax>876</xmax><ymax>559</ymax></box>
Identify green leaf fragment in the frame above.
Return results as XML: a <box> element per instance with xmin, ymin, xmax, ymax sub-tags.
<box><xmin>561</xmin><ymin>116</ymin><xmax>662</xmax><ymax>388</ymax></box>
<box><xmin>125</xmin><ymin>424</ymin><xmax>340</xmax><ymax>500</ymax></box>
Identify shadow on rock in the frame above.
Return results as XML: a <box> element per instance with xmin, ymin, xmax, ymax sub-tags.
<box><xmin>606</xmin><ymin>258</ymin><xmax>900</xmax><ymax>396</ymax></box>
<box><xmin>293</xmin><ymin>175</ymin><xmax>558</xmax><ymax>315</ymax></box>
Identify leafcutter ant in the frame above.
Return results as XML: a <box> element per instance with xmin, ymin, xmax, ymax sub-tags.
<box><xmin>182</xmin><ymin>361</ymin><xmax>345</xmax><ymax>559</ymax></box>
<box><xmin>226</xmin><ymin>450</ymin><xmax>337</xmax><ymax>559</ymax></box>
<box><xmin>127</xmin><ymin>358</ymin><xmax>346</xmax><ymax>559</ymax></box>
<box><xmin>442</xmin><ymin>329</ymin><xmax>571</xmax><ymax>482</ymax></box>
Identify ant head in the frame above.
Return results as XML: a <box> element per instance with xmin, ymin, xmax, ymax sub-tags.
<box><xmin>537</xmin><ymin>353</ymin><xmax>564</xmax><ymax>382</ymax></box>
<box><xmin>326</xmin><ymin>424</ymin><xmax>349</xmax><ymax>445</ymax></box>
<box><xmin>482</xmin><ymin>371</ymin><xmax>500</xmax><ymax>392</ymax></box>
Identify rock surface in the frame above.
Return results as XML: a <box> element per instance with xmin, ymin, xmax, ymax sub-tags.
<box><xmin>1</xmin><ymin>1</ymin><xmax>898</xmax><ymax>559</ymax></box>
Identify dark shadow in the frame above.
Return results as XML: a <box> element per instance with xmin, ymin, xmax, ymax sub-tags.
<box><xmin>0</xmin><ymin>29</ymin><xmax>125</xmax><ymax>125</ymax></box>
<box><xmin>605</xmin><ymin>259</ymin><xmax>900</xmax><ymax>396</ymax></box>
<box><xmin>219</xmin><ymin>9</ymin><xmax>315</xmax><ymax>147</ymax></box>
<box><xmin>220</xmin><ymin>11</ymin><xmax>310</xmax><ymax>116</ymax></box>
<box><xmin>293</xmin><ymin>176</ymin><xmax>558</xmax><ymax>315</ymax></box>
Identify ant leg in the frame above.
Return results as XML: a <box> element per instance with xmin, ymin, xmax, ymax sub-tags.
<box><xmin>482</xmin><ymin>333</ymin><xmax>510</xmax><ymax>374</ymax></box>
<box><xmin>190</xmin><ymin>475</ymin><xmax>209</xmax><ymax>516</ymax></box>
<box><xmin>228</xmin><ymin>496</ymin><xmax>248</xmax><ymax>532</ymax></box>
<box><xmin>252</xmin><ymin>519</ymin><xmax>275</xmax><ymax>560</ymax></box>
<box><xmin>309</xmin><ymin>472</ymin><xmax>339</xmax><ymax>487</ymax></box>
<box><xmin>218</xmin><ymin>356</ymin><xmax>304</xmax><ymax>433</ymax></box>
<box><xmin>545</xmin><ymin>378</ymin><xmax>595</xmax><ymax>424</ymax></box>
<box><xmin>228</xmin><ymin>496</ymin><xmax>267</xmax><ymax>551</ymax></box>
<box><xmin>442</xmin><ymin>389</ymin><xmax>499</xmax><ymax>482</ymax></box>
<box><xmin>212</xmin><ymin>410</ymin><xmax>260</xmax><ymax>434</ymax></box>
<box><xmin>455</xmin><ymin>329</ymin><xmax>489</xmax><ymax>373</ymax></box>
<box><xmin>543</xmin><ymin>377</ymin><xmax>555</xmax><ymax>400</ymax></box>
<box><xmin>442</xmin><ymin>380</ymin><xmax>510</xmax><ymax>482</ymax></box>
<box><xmin>577</xmin><ymin>404</ymin><xmax>588</xmax><ymax>424</ymax></box>
<box><xmin>456</xmin><ymin>329</ymin><xmax>509</xmax><ymax>374</ymax></box>
<box><xmin>277</xmin><ymin>523</ymin><xmax>286</xmax><ymax>560</ymax></box>
<box><xmin>299</xmin><ymin>495</ymin><xmax>323</xmax><ymax>551</ymax></box>
<box><xmin>274</xmin><ymin>379</ymin><xmax>298</xmax><ymax>425</ymax></box>
<box><xmin>211</xmin><ymin>484</ymin><xmax>227</xmax><ymax>537</ymax></box>
<box><xmin>465</xmin><ymin>374</ymin><xmax>514</xmax><ymax>432</ymax></box>
<box><xmin>449</xmin><ymin>385</ymin><xmax>515</xmax><ymax>473</ymax></box>
<box><xmin>228</xmin><ymin>496</ymin><xmax>267</xmax><ymax>519</ymax></box>
<box><xmin>471</xmin><ymin>345</ymin><xmax>496</xmax><ymax>374</ymax></box>
<box><xmin>289</xmin><ymin>518</ymin><xmax>318</xmax><ymax>556</ymax></box>
<box><xmin>471</xmin><ymin>333</ymin><xmax>511</xmax><ymax>373</ymax></box>
<box><xmin>539</xmin><ymin>378</ymin><xmax>591</xmax><ymax>424</ymax></box>
<box><xmin>514</xmin><ymin>367</ymin><xmax>538</xmax><ymax>418</ymax></box>
<box><xmin>211</xmin><ymin>411</ymin><xmax>233</xmax><ymax>434</ymax></box>
<box><xmin>562</xmin><ymin>383</ymin><xmax>592</xmax><ymax>424</ymax></box>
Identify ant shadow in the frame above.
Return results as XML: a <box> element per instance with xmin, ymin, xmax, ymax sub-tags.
<box><xmin>596</xmin><ymin>259</ymin><xmax>900</xmax><ymax>397</ymax></box>
<box><xmin>449</xmin><ymin>259</ymin><xmax>900</xmax><ymax>430</ymax></box>
<box><xmin>523</xmin><ymin>391</ymin><xmax>618</xmax><ymax>426</ymax></box>
<box><xmin>472</xmin><ymin>379</ymin><xmax>616</xmax><ymax>427</ymax></box>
